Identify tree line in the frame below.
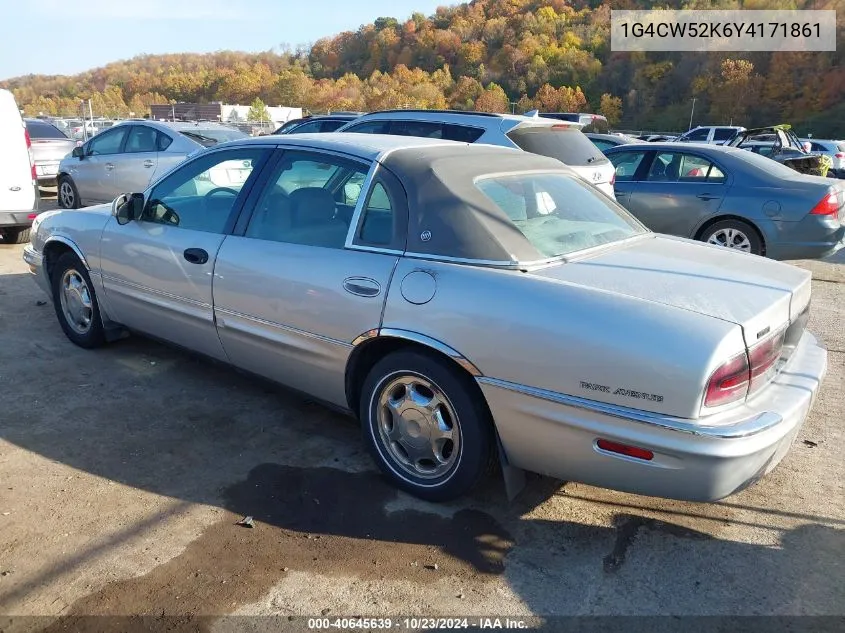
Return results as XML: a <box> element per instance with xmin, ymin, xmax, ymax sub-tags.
<box><xmin>2</xmin><ymin>0</ymin><xmax>842</xmax><ymax>135</ymax></box>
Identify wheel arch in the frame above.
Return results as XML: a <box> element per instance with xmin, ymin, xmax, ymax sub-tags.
<box><xmin>43</xmin><ymin>236</ymin><xmax>90</xmax><ymax>279</ymax></box>
<box><xmin>693</xmin><ymin>214</ymin><xmax>766</xmax><ymax>256</ymax></box>
<box><xmin>345</xmin><ymin>329</ymin><xmax>483</xmax><ymax>418</ymax></box>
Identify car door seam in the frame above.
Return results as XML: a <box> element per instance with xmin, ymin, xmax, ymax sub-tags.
<box><xmin>377</xmin><ymin>256</ymin><xmax>401</xmax><ymax>331</ymax></box>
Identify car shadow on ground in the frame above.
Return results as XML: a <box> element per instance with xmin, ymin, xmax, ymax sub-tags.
<box><xmin>0</xmin><ymin>271</ymin><xmax>843</xmax><ymax>626</ymax></box>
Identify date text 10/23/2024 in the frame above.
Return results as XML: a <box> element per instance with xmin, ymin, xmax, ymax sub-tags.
<box><xmin>307</xmin><ymin>617</ymin><xmax>530</xmax><ymax>630</ymax></box>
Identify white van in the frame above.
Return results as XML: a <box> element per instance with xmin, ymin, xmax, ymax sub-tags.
<box><xmin>0</xmin><ymin>89</ymin><xmax>38</xmax><ymax>244</ymax></box>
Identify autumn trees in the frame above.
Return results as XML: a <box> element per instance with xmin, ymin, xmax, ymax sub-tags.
<box><xmin>2</xmin><ymin>0</ymin><xmax>841</xmax><ymax>135</ymax></box>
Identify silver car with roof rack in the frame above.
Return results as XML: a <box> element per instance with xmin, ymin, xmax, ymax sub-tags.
<box><xmin>25</xmin><ymin>133</ymin><xmax>827</xmax><ymax>502</ymax></box>
<box><xmin>336</xmin><ymin>109</ymin><xmax>617</xmax><ymax>199</ymax></box>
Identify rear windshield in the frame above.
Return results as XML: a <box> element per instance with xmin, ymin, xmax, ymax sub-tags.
<box><xmin>731</xmin><ymin>147</ymin><xmax>810</xmax><ymax>178</ymax></box>
<box><xmin>508</xmin><ymin>125</ymin><xmax>607</xmax><ymax>167</ymax></box>
<box><xmin>545</xmin><ymin>113</ymin><xmax>580</xmax><ymax>122</ymax></box>
<box><xmin>179</xmin><ymin>128</ymin><xmax>248</xmax><ymax>147</ymax></box>
<box><xmin>26</xmin><ymin>120</ymin><xmax>69</xmax><ymax>139</ymax></box>
<box><xmin>837</xmin><ymin>142</ymin><xmax>845</xmax><ymax>152</ymax></box>
<box><xmin>475</xmin><ymin>171</ymin><xmax>645</xmax><ymax>259</ymax></box>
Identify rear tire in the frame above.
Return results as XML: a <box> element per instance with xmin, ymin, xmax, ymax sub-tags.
<box><xmin>58</xmin><ymin>176</ymin><xmax>80</xmax><ymax>209</ymax></box>
<box><xmin>0</xmin><ymin>228</ymin><xmax>30</xmax><ymax>244</ymax></box>
<box><xmin>699</xmin><ymin>219</ymin><xmax>763</xmax><ymax>256</ymax></box>
<box><xmin>359</xmin><ymin>350</ymin><xmax>495</xmax><ymax>502</ymax></box>
<box><xmin>51</xmin><ymin>252</ymin><xmax>106</xmax><ymax>348</ymax></box>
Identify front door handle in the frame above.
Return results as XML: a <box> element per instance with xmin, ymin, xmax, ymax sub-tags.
<box><xmin>143</xmin><ymin>160</ymin><xmax>154</xmax><ymax>168</ymax></box>
<box><xmin>105</xmin><ymin>163</ymin><xmax>115</xmax><ymax>171</ymax></box>
<box><xmin>697</xmin><ymin>193</ymin><xmax>718</xmax><ymax>201</ymax></box>
<box><xmin>343</xmin><ymin>277</ymin><xmax>381</xmax><ymax>297</ymax></box>
<box><xmin>183</xmin><ymin>248</ymin><xmax>209</xmax><ymax>265</ymax></box>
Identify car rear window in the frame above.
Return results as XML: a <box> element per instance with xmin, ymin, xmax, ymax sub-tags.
<box><xmin>475</xmin><ymin>171</ymin><xmax>645</xmax><ymax>259</ymax></box>
<box><xmin>507</xmin><ymin>125</ymin><xmax>607</xmax><ymax>167</ymax></box>
<box><xmin>26</xmin><ymin>120</ymin><xmax>69</xmax><ymax>139</ymax></box>
<box><xmin>179</xmin><ymin>128</ymin><xmax>248</xmax><ymax>147</ymax></box>
<box><xmin>712</xmin><ymin>128</ymin><xmax>737</xmax><ymax>141</ymax></box>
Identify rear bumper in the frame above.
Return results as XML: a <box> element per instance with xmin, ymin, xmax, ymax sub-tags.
<box><xmin>481</xmin><ymin>331</ymin><xmax>827</xmax><ymax>502</ymax></box>
<box><xmin>35</xmin><ymin>161</ymin><xmax>60</xmax><ymax>186</ymax></box>
<box><xmin>761</xmin><ymin>215</ymin><xmax>845</xmax><ymax>260</ymax></box>
<box><xmin>0</xmin><ymin>211</ymin><xmax>36</xmax><ymax>228</ymax></box>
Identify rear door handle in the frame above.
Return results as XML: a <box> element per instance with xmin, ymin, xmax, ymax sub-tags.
<box><xmin>183</xmin><ymin>248</ymin><xmax>209</xmax><ymax>265</ymax></box>
<box><xmin>105</xmin><ymin>163</ymin><xmax>115</xmax><ymax>171</ymax></box>
<box><xmin>343</xmin><ymin>277</ymin><xmax>381</xmax><ymax>297</ymax></box>
<box><xmin>697</xmin><ymin>193</ymin><xmax>718</xmax><ymax>201</ymax></box>
<box><xmin>143</xmin><ymin>160</ymin><xmax>154</xmax><ymax>168</ymax></box>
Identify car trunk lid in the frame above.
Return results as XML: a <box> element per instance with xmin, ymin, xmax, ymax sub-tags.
<box><xmin>31</xmin><ymin>138</ymin><xmax>77</xmax><ymax>162</ymax></box>
<box><xmin>528</xmin><ymin>234</ymin><xmax>811</xmax><ymax>349</ymax></box>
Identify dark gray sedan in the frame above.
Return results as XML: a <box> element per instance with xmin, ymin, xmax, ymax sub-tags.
<box><xmin>605</xmin><ymin>143</ymin><xmax>844</xmax><ymax>260</ymax></box>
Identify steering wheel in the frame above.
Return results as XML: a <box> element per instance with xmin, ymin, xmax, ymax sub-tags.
<box><xmin>205</xmin><ymin>187</ymin><xmax>238</xmax><ymax>199</ymax></box>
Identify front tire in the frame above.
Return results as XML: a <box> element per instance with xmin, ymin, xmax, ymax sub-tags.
<box><xmin>700</xmin><ymin>219</ymin><xmax>763</xmax><ymax>256</ymax></box>
<box><xmin>58</xmin><ymin>176</ymin><xmax>80</xmax><ymax>209</ymax></box>
<box><xmin>51</xmin><ymin>252</ymin><xmax>106</xmax><ymax>348</ymax></box>
<box><xmin>359</xmin><ymin>350</ymin><xmax>494</xmax><ymax>501</ymax></box>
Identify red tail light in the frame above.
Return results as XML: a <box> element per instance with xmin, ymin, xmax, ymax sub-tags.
<box><xmin>835</xmin><ymin>152</ymin><xmax>844</xmax><ymax>159</ymax></box>
<box><xmin>704</xmin><ymin>327</ymin><xmax>787</xmax><ymax>409</ymax></box>
<box><xmin>749</xmin><ymin>330</ymin><xmax>785</xmax><ymax>394</ymax></box>
<box><xmin>596</xmin><ymin>439</ymin><xmax>654</xmax><ymax>461</ymax></box>
<box><xmin>810</xmin><ymin>192</ymin><xmax>839</xmax><ymax>216</ymax></box>
<box><xmin>610</xmin><ymin>171</ymin><xmax>616</xmax><ymax>186</ymax></box>
<box><xmin>24</xmin><ymin>128</ymin><xmax>36</xmax><ymax>182</ymax></box>
<box><xmin>704</xmin><ymin>351</ymin><xmax>749</xmax><ymax>408</ymax></box>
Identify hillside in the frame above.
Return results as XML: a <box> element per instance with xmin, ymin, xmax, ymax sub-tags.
<box><xmin>3</xmin><ymin>0</ymin><xmax>844</xmax><ymax>134</ymax></box>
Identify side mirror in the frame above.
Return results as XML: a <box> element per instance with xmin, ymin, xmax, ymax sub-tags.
<box><xmin>113</xmin><ymin>193</ymin><xmax>144</xmax><ymax>225</ymax></box>
<box><xmin>72</xmin><ymin>146</ymin><xmax>85</xmax><ymax>159</ymax></box>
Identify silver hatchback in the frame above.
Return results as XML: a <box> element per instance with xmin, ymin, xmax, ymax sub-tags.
<box><xmin>57</xmin><ymin>121</ymin><xmax>248</xmax><ymax>209</ymax></box>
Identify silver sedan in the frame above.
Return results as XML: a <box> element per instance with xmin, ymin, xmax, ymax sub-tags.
<box><xmin>25</xmin><ymin>134</ymin><xmax>827</xmax><ymax>502</ymax></box>
<box><xmin>56</xmin><ymin>120</ymin><xmax>248</xmax><ymax>209</ymax></box>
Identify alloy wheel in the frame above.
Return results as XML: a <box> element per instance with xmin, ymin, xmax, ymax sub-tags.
<box><xmin>707</xmin><ymin>227</ymin><xmax>751</xmax><ymax>252</ymax></box>
<box><xmin>375</xmin><ymin>373</ymin><xmax>461</xmax><ymax>480</ymax></box>
<box><xmin>59</xmin><ymin>269</ymin><xmax>93</xmax><ymax>335</ymax></box>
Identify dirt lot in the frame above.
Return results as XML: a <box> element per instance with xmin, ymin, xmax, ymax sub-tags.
<box><xmin>0</xmin><ymin>224</ymin><xmax>843</xmax><ymax>630</ymax></box>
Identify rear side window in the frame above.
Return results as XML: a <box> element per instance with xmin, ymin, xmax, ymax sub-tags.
<box><xmin>391</xmin><ymin>120</ymin><xmax>443</xmax><ymax>138</ymax></box>
<box><xmin>26</xmin><ymin>120</ymin><xmax>68</xmax><ymax>139</ymax></box>
<box><xmin>288</xmin><ymin>120</ymin><xmax>324</xmax><ymax>134</ymax></box>
<box><xmin>508</xmin><ymin>125</ymin><xmax>606</xmax><ymax>167</ymax></box>
<box><xmin>345</xmin><ymin>120</ymin><xmax>391</xmax><ymax>134</ymax></box>
<box><xmin>683</xmin><ymin>128</ymin><xmax>710</xmax><ymax>142</ymax></box>
<box><xmin>320</xmin><ymin>120</ymin><xmax>348</xmax><ymax>132</ymax></box>
<box><xmin>125</xmin><ymin>126</ymin><xmax>159</xmax><ymax>153</ymax></box>
<box><xmin>712</xmin><ymin>128</ymin><xmax>736</xmax><ymax>141</ymax></box>
<box><xmin>157</xmin><ymin>133</ymin><xmax>173</xmax><ymax>151</ymax></box>
<box><xmin>443</xmin><ymin>124</ymin><xmax>484</xmax><ymax>143</ymax></box>
<box><xmin>608</xmin><ymin>151</ymin><xmax>648</xmax><ymax>181</ymax></box>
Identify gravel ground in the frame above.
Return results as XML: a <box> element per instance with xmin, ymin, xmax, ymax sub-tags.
<box><xmin>0</xmin><ymin>223</ymin><xmax>842</xmax><ymax>631</ymax></box>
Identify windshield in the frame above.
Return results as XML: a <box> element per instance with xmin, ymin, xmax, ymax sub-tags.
<box><xmin>475</xmin><ymin>171</ymin><xmax>646</xmax><ymax>259</ymax></box>
<box><xmin>179</xmin><ymin>128</ymin><xmax>248</xmax><ymax>147</ymax></box>
<box><xmin>508</xmin><ymin>124</ymin><xmax>607</xmax><ymax>167</ymax></box>
<box><xmin>26</xmin><ymin>120</ymin><xmax>69</xmax><ymax>139</ymax></box>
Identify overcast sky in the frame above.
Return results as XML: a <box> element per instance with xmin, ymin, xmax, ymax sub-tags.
<box><xmin>0</xmin><ymin>0</ymin><xmax>446</xmax><ymax>80</ymax></box>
